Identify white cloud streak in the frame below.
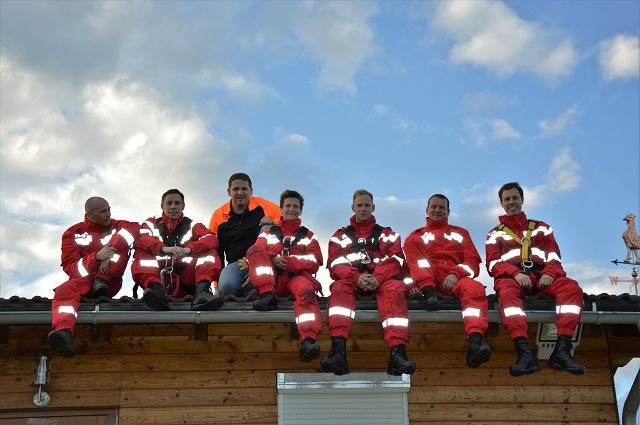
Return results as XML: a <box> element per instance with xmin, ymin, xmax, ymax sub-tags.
<box><xmin>536</xmin><ymin>104</ymin><xmax>580</xmax><ymax>139</ymax></box>
<box><xmin>432</xmin><ymin>0</ymin><xmax>577</xmax><ymax>80</ymax></box>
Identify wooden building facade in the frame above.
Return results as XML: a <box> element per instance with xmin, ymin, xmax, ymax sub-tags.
<box><xmin>0</xmin><ymin>294</ymin><xmax>639</xmax><ymax>424</ymax></box>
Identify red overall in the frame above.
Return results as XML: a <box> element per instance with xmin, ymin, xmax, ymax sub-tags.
<box><xmin>404</xmin><ymin>218</ymin><xmax>489</xmax><ymax>335</ymax></box>
<box><xmin>52</xmin><ymin>217</ymin><xmax>138</xmax><ymax>333</ymax></box>
<box><xmin>131</xmin><ymin>213</ymin><xmax>221</xmax><ymax>297</ymax></box>
<box><xmin>485</xmin><ymin>212</ymin><xmax>583</xmax><ymax>339</ymax></box>
<box><xmin>246</xmin><ymin>218</ymin><xmax>323</xmax><ymax>342</ymax></box>
<box><xmin>326</xmin><ymin>216</ymin><xmax>409</xmax><ymax>348</ymax></box>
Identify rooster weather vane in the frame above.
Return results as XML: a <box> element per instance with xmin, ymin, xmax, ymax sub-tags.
<box><xmin>610</xmin><ymin>213</ymin><xmax>639</xmax><ymax>295</ymax></box>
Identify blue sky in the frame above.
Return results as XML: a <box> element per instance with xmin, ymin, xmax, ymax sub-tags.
<box><xmin>1</xmin><ymin>1</ymin><xmax>639</xmax><ymax>420</ymax></box>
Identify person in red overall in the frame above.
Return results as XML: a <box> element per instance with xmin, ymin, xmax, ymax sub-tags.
<box><xmin>486</xmin><ymin>182</ymin><xmax>584</xmax><ymax>376</ymax></box>
<box><xmin>404</xmin><ymin>194</ymin><xmax>492</xmax><ymax>368</ymax></box>
<box><xmin>246</xmin><ymin>190</ymin><xmax>324</xmax><ymax>363</ymax></box>
<box><xmin>131</xmin><ymin>189</ymin><xmax>224</xmax><ymax>311</ymax></box>
<box><xmin>321</xmin><ymin>189</ymin><xmax>416</xmax><ymax>376</ymax></box>
<box><xmin>48</xmin><ymin>197</ymin><xmax>138</xmax><ymax>357</ymax></box>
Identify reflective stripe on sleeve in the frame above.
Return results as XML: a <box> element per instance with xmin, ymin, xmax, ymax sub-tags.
<box><xmin>139</xmin><ymin>259</ymin><xmax>159</xmax><ymax>268</ymax></box>
<box><xmin>77</xmin><ymin>260</ymin><xmax>89</xmax><ymax>277</ymax></box>
<box><xmin>117</xmin><ymin>228</ymin><xmax>135</xmax><ymax>246</ymax></box>
<box><xmin>417</xmin><ymin>259</ymin><xmax>430</xmax><ymax>268</ymax></box>
<box><xmin>457</xmin><ymin>264</ymin><xmax>474</xmax><ymax>277</ymax></box>
<box><xmin>256</xmin><ymin>266</ymin><xmax>273</xmax><ymax>276</ymax></box>
<box><xmin>196</xmin><ymin>256</ymin><xmax>216</xmax><ymax>266</ymax></box>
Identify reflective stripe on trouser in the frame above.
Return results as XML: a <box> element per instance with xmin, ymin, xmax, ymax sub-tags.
<box><xmin>245</xmin><ymin>247</ymin><xmax>277</xmax><ymax>296</ymax></box>
<box><xmin>451</xmin><ymin>277</ymin><xmax>489</xmax><ymax>335</ymax></box>
<box><xmin>327</xmin><ymin>277</ymin><xmax>410</xmax><ymax>348</ymax></box>
<box><xmin>495</xmin><ymin>275</ymin><xmax>583</xmax><ymax>339</ymax></box>
<box><xmin>288</xmin><ymin>275</ymin><xmax>322</xmax><ymax>342</ymax></box>
<box><xmin>51</xmin><ymin>276</ymin><xmax>93</xmax><ymax>333</ymax></box>
<box><xmin>539</xmin><ymin>276</ymin><xmax>583</xmax><ymax>336</ymax></box>
<box><xmin>131</xmin><ymin>249</ymin><xmax>220</xmax><ymax>296</ymax></box>
<box><xmin>494</xmin><ymin>278</ymin><xmax>529</xmax><ymax>340</ymax></box>
<box><xmin>53</xmin><ymin>246</ymin><xmax>131</xmax><ymax>332</ymax></box>
<box><xmin>375</xmin><ymin>278</ymin><xmax>410</xmax><ymax>347</ymax></box>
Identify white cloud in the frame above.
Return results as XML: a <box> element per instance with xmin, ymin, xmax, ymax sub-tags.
<box><xmin>536</xmin><ymin>104</ymin><xmax>580</xmax><ymax>139</ymax></box>
<box><xmin>462</xmin><ymin>117</ymin><xmax>520</xmax><ymax>146</ymax></box>
<box><xmin>0</xmin><ymin>60</ymin><xmax>238</xmax><ymax>298</ymax></box>
<box><xmin>432</xmin><ymin>0</ymin><xmax>577</xmax><ymax>80</ymax></box>
<box><xmin>598</xmin><ymin>34</ymin><xmax>640</xmax><ymax>81</ymax></box>
<box><xmin>283</xmin><ymin>133</ymin><xmax>310</xmax><ymax>145</ymax></box>
<box><xmin>370</xmin><ymin>103</ymin><xmax>417</xmax><ymax>133</ymax></box>
<box><xmin>490</xmin><ymin>118</ymin><xmax>521</xmax><ymax>140</ymax></box>
<box><xmin>289</xmin><ymin>1</ymin><xmax>376</xmax><ymax>93</ymax></box>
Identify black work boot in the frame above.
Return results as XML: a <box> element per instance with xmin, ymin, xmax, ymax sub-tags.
<box><xmin>548</xmin><ymin>335</ymin><xmax>585</xmax><ymax>375</ymax></box>
<box><xmin>421</xmin><ymin>286</ymin><xmax>439</xmax><ymax>311</ymax></box>
<box><xmin>48</xmin><ymin>329</ymin><xmax>75</xmax><ymax>357</ymax></box>
<box><xmin>321</xmin><ymin>337</ymin><xmax>349</xmax><ymax>375</ymax></box>
<box><xmin>509</xmin><ymin>337</ymin><xmax>541</xmax><ymax>376</ymax></box>
<box><xmin>253</xmin><ymin>291</ymin><xmax>278</xmax><ymax>311</ymax></box>
<box><xmin>91</xmin><ymin>277</ymin><xmax>109</xmax><ymax>298</ymax></box>
<box><xmin>387</xmin><ymin>344</ymin><xmax>417</xmax><ymax>376</ymax></box>
<box><xmin>299</xmin><ymin>338</ymin><xmax>321</xmax><ymax>362</ymax></box>
<box><xmin>466</xmin><ymin>332</ymin><xmax>492</xmax><ymax>368</ymax></box>
<box><xmin>142</xmin><ymin>282</ymin><xmax>170</xmax><ymax>311</ymax></box>
<box><xmin>191</xmin><ymin>281</ymin><xmax>225</xmax><ymax>311</ymax></box>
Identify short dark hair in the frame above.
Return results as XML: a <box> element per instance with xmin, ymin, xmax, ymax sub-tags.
<box><xmin>498</xmin><ymin>182</ymin><xmax>524</xmax><ymax>201</ymax></box>
<box><xmin>280</xmin><ymin>190</ymin><xmax>304</xmax><ymax>210</ymax></box>
<box><xmin>353</xmin><ymin>189</ymin><xmax>373</xmax><ymax>202</ymax></box>
<box><xmin>161</xmin><ymin>188</ymin><xmax>184</xmax><ymax>203</ymax></box>
<box><xmin>228</xmin><ymin>173</ymin><xmax>252</xmax><ymax>189</ymax></box>
<box><xmin>428</xmin><ymin>193</ymin><xmax>450</xmax><ymax>209</ymax></box>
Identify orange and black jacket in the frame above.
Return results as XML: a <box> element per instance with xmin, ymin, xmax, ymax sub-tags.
<box><xmin>208</xmin><ymin>196</ymin><xmax>280</xmax><ymax>265</ymax></box>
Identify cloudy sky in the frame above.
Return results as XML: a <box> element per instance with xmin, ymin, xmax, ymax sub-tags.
<box><xmin>1</xmin><ymin>1</ymin><xmax>638</xmax><ymax>300</ymax></box>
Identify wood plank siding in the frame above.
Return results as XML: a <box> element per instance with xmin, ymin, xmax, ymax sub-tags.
<box><xmin>0</xmin><ymin>320</ymin><xmax>628</xmax><ymax>425</ymax></box>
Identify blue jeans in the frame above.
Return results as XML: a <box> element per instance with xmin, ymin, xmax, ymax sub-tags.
<box><xmin>218</xmin><ymin>261</ymin><xmax>253</xmax><ymax>297</ymax></box>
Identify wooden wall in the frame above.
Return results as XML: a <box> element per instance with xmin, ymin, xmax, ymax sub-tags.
<box><xmin>0</xmin><ymin>321</ymin><xmax>622</xmax><ymax>424</ymax></box>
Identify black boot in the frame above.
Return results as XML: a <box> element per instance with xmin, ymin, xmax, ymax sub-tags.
<box><xmin>90</xmin><ymin>277</ymin><xmax>109</xmax><ymax>298</ymax></box>
<box><xmin>299</xmin><ymin>338</ymin><xmax>321</xmax><ymax>362</ymax></box>
<box><xmin>421</xmin><ymin>286</ymin><xmax>439</xmax><ymax>311</ymax></box>
<box><xmin>510</xmin><ymin>337</ymin><xmax>541</xmax><ymax>376</ymax></box>
<box><xmin>387</xmin><ymin>344</ymin><xmax>417</xmax><ymax>376</ymax></box>
<box><xmin>48</xmin><ymin>329</ymin><xmax>75</xmax><ymax>357</ymax></box>
<box><xmin>466</xmin><ymin>332</ymin><xmax>492</xmax><ymax>368</ymax></box>
<box><xmin>548</xmin><ymin>335</ymin><xmax>585</xmax><ymax>375</ymax></box>
<box><xmin>191</xmin><ymin>281</ymin><xmax>225</xmax><ymax>311</ymax></box>
<box><xmin>142</xmin><ymin>282</ymin><xmax>170</xmax><ymax>311</ymax></box>
<box><xmin>253</xmin><ymin>291</ymin><xmax>278</xmax><ymax>311</ymax></box>
<box><xmin>321</xmin><ymin>337</ymin><xmax>349</xmax><ymax>375</ymax></box>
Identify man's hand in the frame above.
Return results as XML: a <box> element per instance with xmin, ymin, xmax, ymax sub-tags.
<box><xmin>161</xmin><ymin>246</ymin><xmax>181</xmax><ymax>261</ymax></box>
<box><xmin>357</xmin><ymin>274</ymin><xmax>371</xmax><ymax>291</ymax></box>
<box><xmin>98</xmin><ymin>259</ymin><xmax>110</xmax><ymax>274</ymax></box>
<box><xmin>366</xmin><ymin>276</ymin><xmax>379</xmax><ymax>292</ymax></box>
<box><xmin>271</xmin><ymin>255</ymin><xmax>287</xmax><ymax>271</ymax></box>
<box><xmin>237</xmin><ymin>257</ymin><xmax>249</xmax><ymax>271</ymax></box>
<box><xmin>514</xmin><ymin>272</ymin><xmax>532</xmax><ymax>288</ymax></box>
<box><xmin>96</xmin><ymin>246</ymin><xmax>117</xmax><ymax>261</ymax></box>
<box><xmin>442</xmin><ymin>273</ymin><xmax>459</xmax><ymax>292</ymax></box>
<box><xmin>259</xmin><ymin>216</ymin><xmax>275</xmax><ymax>226</ymax></box>
<box><xmin>539</xmin><ymin>274</ymin><xmax>554</xmax><ymax>287</ymax></box>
